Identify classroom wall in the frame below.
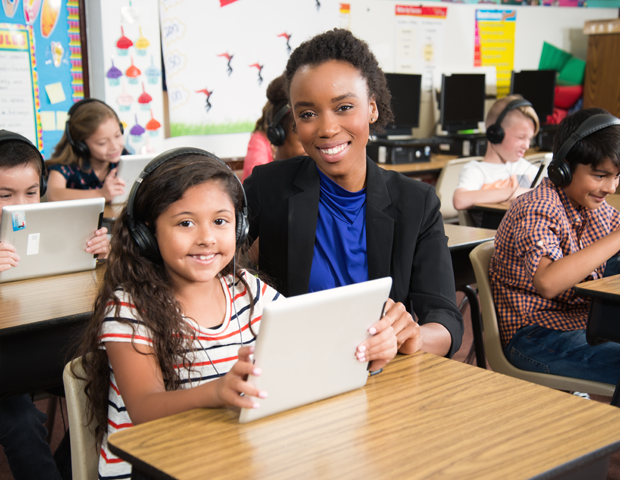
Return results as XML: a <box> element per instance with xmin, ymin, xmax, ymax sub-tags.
<box><xmin>351</xmin><ymin>1</ymin><xmax>617</xmax><ymax>136</ymax></box>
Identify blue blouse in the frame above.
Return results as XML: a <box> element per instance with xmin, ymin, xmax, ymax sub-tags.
<box><xmin>308</xmin><ymin>167</ymin><xmax>368</xmax><ymax>292</ymax></box>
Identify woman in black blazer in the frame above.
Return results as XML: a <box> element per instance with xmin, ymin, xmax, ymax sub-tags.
<box><xmin>244</xmin><ymin>30</ymin><xmax>463</xmax><ymax>368</ymax></box>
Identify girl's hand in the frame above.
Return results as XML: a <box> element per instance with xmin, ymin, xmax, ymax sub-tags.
<box><xmin>215</xmin><ymin>346</ymin><xmax>268</xmax><ymax>409</ymax></box>
<box><xmin>85</xmin><ymin>227</ymin><xmax>110</xmax><ymax>258</ymax></box>
<box><xmin>101</xmin><ymin>168</ymin><xmax>126</xmax><ymax>202</ymax></box>
<box><xmin>0</xmin><ymin>243</ymin><xmax>19</xmax><ymax>272</ymax></box>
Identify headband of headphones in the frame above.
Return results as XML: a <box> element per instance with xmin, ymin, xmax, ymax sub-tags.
<box><xmin>555</xmin><ymin>114</ymin><xmax>620</xmax><ymax>165</ymax></box>
<box><xmin>0</xmin><ymin>130</ymin><xmax>47</xmax><ymax>196</ymax></box>
<box><xmin>494</xmin><ymin>99</ymin><xmax>533</xmax><ymax>129</ymax></box>
<box><xmin>271</xmin><ymin>104</ymin><xmax>291</xmax><ymax>126</ymax></box>
<box><xmin>127</xmin><ymin>147</ymin><xmax>249</xmax><ymax>259</ymax></box>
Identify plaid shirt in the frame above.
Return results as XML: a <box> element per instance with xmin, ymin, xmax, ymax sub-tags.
<box><xmin>490</xmin><ymin>178</ymin><xmax>620</xmax><ymax>347</ymax></box>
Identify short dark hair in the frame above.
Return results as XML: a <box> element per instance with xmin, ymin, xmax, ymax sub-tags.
<box><xmin>285</xmin><ymin>29</ymin><xmax>394</xmax><ymax>133</ymax></box>
<box><xmin>0</xmin><ymin>139</ymin><xmax>42</xmax><ymax>175</ymax></box>
<box><xmin>553</xmin><ymin>108</ymin><xmax>620</xmax><ymax>172</ymax></box>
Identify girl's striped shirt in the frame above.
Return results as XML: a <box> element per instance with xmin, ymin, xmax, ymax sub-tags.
<box><xmin>97</xmin><ymin>271</ymin><xmax>280</xmax><ymax>480</ymax></box>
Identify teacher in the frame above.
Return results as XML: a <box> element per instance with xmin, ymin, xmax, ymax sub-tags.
<box><xmin>244</xmin><ymin>29</ymin><xmax>463</xmax><ymax>361</ymax></box>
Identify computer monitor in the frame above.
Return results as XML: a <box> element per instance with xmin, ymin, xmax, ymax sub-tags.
<box><xmin>440</xmin><ymin>74</ymin><xmax>486</xmax><ymax>133</ymax></box>
<box><xmin>510</xmin><ymin>70</ymin><xmax>556</xmax><ymax>122</ymax></box>
<box><xmin>383</xmin><ymin>73</ymin><xmax>422</xmax><ymax>136</ymax></box>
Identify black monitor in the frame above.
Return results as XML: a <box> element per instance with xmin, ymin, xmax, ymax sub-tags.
<box><xmin>440</xmin><ymin>74</ymin><xmax>486</xmax><ymax>133</ymax></box>
<box><xmin>383</xmin><ymin>73</ymin><xmax>422</xmax><ymax>136</ymax></box>
<box><xmin>510</xmin><ymin>70</ymin><xmax>556</xmax><ymax>122</ymax></box>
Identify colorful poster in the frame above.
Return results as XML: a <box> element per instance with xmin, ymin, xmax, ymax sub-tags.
<box><xmin>0</xmin><ymin>23</ymin><xmax>43</xmax><ymax>150</ymax></box>
<box><xmin>394</xmin><ymin>5</ymin><xmax>447</xmax><ymax>92</ymax></box>
<box><xmin>159</xmin><ymin>0</ymin><xmax>340</xmax><ymax>137</ymax></box>
<box><xmin>474</xmin><ymin>9</ymin><xmax>516</xmax><ymax>98</ymax></box>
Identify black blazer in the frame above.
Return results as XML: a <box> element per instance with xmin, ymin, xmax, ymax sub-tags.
<box><xmin>244</xmin><ymin>156</ymin><xmax>463</xmax><ymax>356</ymax></box>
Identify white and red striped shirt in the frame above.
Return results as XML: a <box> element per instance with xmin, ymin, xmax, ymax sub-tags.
<box><xmin>97</xmin><ymin>270</ymin><xmax>280</xmax><ymax>479</ymax></box>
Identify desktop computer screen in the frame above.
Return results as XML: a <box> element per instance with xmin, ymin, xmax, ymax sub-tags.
<box><xmin>440</xmin><ymin>74</ymin><xmax>486</xmax><ymax>133</ymax></box>
<box><xmin>510</xmin><ymin>70</ymin><xmax>556</xmax><ymax>122</ymax></box>
<box><xmin>383</xmin><ymin>73</ymin><xmax>422</xmax><ymax>136</ymax></box>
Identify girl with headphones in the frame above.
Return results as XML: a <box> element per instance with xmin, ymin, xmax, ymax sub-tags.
<box><xmin>46</xmin><ymin>99</ymin><xmax>127</xmax><ymax>203</ymax></box>
<box><xmin>72</xmin><ymin>149</ymin><xmax>282</xmax><ymax>478</ymax></box>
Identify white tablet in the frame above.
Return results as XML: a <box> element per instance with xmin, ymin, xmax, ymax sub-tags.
<box><xmin>0</xmin><ymin>198</ymin><xmax>104</xmax><ymax>283</ymax></box>
<box><xmin>239</xmin><ymin>277</ymin><xmax>393</xmax><ymax>424</ymax></box>
<box><xmin>530</xmin><ymin>153</ymin><xmax>553</xmax><ymax>188</ymax></box>
<box><xmin>113</xmin><ymin>154</ymin><xmax>157</xmax><ymax>204</ymax></box>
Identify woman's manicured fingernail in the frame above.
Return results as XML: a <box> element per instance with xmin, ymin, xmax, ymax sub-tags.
<box><xmin>253</xmin><ymin>402</ymin><xmax>260</xmax><ymax>409</ymax></box>
<box><xmin>253</xmin><ymin>368</ymin><xmax>262</xmax><ymax>376</ymax></box>
<box><xmin>358</xmin><ymin>345</ymin><xmax>367</xmax><ymax>352</ymax></box>
<box><xmin>358</xmin><ymin>356</ymin><xmax>366</xmax><ymax>362</ymax></box>
<box><xmin>369</xmin><ymin>327</ymin><xmax>377</xmax><ymax>335</ymax></box>
<box><xmin>249</xmin><ymin>346</ymin><xmax>255</xmax><ymax>353</ymax></box>
<box><xmin>258</xmin><ymin>391</ymin><xmax>268</xmax><ymax>399</ymax></box>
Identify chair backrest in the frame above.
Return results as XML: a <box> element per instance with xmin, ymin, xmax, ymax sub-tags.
<box><xmin>436</xmin><ymin>157</ymin><xmax>482</xmax><ymax>222</ymax></box>
<box><xmin>469</xmin><ymin>241</ymin><xmax>616</xmax><ymax>396</ymax></box>
<box><xmin>63</xmin><ymin>358</ymin><xmax>99</xmax><ymax>480</ymax></box>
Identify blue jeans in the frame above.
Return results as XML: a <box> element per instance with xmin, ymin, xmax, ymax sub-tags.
<box><xmin>0</xmin><ymin>394</ymin><xmax>62</xmax><ymax>480</ymax></box>
<box><xmin>503</xmin><ymin>324</ymin><xmax>620</xmax><ymax>386</ymax></box>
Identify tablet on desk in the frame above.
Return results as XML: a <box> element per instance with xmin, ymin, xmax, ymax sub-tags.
<box><xmin>113</xmin><ymin>154</ymin><xmax>157</xmax><ymax>204</ymax></box>
<box><xmin>530</xmin><ymin>153</ymin><xmax>553</xmax><ymax>189</ymax></box>
<box><xmin>0</xmin><ymin>198</ymin><xmax>104</xmax><ymax>283</ymax></box>
<box><xmin>239</xmin><ymin>277</ymin><xmax>392</xmax><ymax>424</ymax></box>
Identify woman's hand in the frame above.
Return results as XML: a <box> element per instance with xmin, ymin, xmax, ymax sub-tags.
<box><xmin>85</xmin><ymin>227</ymin><xmax>110</xmax><ymax>258</ymax></box>
<box><xmin>0</xmin><ymin>243</ymin><xmax>19</xmax><ymax>272</ymax></box>
<box><xmin>384</xmin><ymin>299</ymin><xmax>421</xmax><ymax>354</ymax></box>
<box><xmin>215</xmin><ymin>346</ymin><xmax>268</xmax><ymax>409</ymax></box>
<box><xmin>100</xmin><ymin>168</ymin><xmax>126</xmax><ymax>202</ymax></box>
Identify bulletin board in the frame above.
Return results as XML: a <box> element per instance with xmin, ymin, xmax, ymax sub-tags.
<box><xmin>0</xmin><ymin>0</ymin><xmax>86</xmax><ymax>158</ymax></box>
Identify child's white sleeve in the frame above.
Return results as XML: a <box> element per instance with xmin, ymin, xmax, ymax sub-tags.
<box><xmin>455</xmin><ymin>161</ymin><xmax>485</xmax><ymax>191</ymax></box>
<box><xmin>99</xmin><ymin>291</ymin><xmax>154</xmax><ymax>348</ymax></box>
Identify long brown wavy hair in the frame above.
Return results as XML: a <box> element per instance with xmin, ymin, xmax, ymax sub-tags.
<box><xmin>72</xmin><ymin>152</ymin><xmax>256</xmax><ymax>444</ymax></box>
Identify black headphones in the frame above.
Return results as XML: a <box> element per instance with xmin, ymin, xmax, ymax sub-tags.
<box><xmin>127</xmin><ymin>147</ymin><xmax>249</xmax><ymax>260</ymax></box>
<box><xmin>65</xmin><ymin>98</ymin><xmax>124</xmax><ymax>166</ymax></box>
<box><xmin>548</xmin><ymin>113</ymin><xmax>620</xmax><ymax>188</ymax></box>
<box><xmin>266</xmin><ymin>104</ymin><xmax>291</xmax><ymax>147</ymax></box>
<box><xmin>0</xmin><ymin>130</ymin><xmax>47</xmax><ymax>196</ymax></box>
<box><xmin>486</xmin><ymin>99</ymin><xmax>533</xmax><ymax>145</ymax></box>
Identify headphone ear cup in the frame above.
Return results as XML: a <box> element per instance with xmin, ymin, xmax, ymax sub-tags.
<box><xmin>267</xmin><ymin>124</ymin><xmax>286</xmax><ymax>147</ymax></box>
<box><xmin>236</xmin><ymin>210</ymin><xmax>249</xmax><ymax>247</ymax></box>
<box><xmin>131</xmin><ymin>222</ymin><xmax>160</xmax><ymax>260</ymax></box>
<box><xmin>40</xmin><ymin>175</ymin><xmax>47</xmax><ymax>197</ymax></box>
<box><xmin>119</xmin><ymin>122</ymin><xmax>124</xmax><ymax>135</ymax></box>
<box><xmin>486</xmin><ymin>124</ymin><xmax>504</xmax><ymax>145</ymax></box>
<box><xmin>548</xmin><ymin>160</ymin><xmax>572</xmax><ymax>188</ymax></box>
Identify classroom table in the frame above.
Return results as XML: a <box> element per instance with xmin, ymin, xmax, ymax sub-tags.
<box><xmin>377</xmin><ymin>153</ymin><xmax>457</xmax><ymax>176</ymax></box>
<box><xmin>108</xmin><ymin>351</ymin><xmax>620</xmax><ymax>480</ymax></box>
<box><xmin>445</xmin><ymin>224</ymin><xmax>496</xmax><ymax>368</ymax></box>
<box><xmin>575</xmin><ymin>275</ymin><xmax>620</xmax><ymax>406</ymax></box>
<box><xmin>0</xmin><ymin>266</ymin><xmax>105</xmax><ymax>398</ymax></box>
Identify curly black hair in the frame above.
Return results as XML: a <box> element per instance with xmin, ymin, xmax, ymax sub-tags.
<box><xmin>285</xmin><ymin>29</ymin><xmax>393</xmax><ymax>134</ymax></box>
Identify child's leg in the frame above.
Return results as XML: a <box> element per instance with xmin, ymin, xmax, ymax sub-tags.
<box><xmin>503</xmin><ymin>324</ymin><xmax>620</xmax><ymax>386</ymax></box>
<box><xmin>0</xmin><ymin>394</ymin><xmax>62</xmax><ymax>480</ymax></box>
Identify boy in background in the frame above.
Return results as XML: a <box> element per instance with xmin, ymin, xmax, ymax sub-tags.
<box><xmin>0</xmin><ymin>130</ymin><xmax>109</xmax><ymax>479</ymax></box>
<box><xmin>490</xmin><ymin>108</ymin><xmax>620</xmax><ymax>385</ymax></box>
<box><xmin>453</xmin><ymin>95</ymin><xmax>540</xmax><ymax>226</ymax></box>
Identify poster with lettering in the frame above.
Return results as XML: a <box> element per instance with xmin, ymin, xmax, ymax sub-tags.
<box><xmin>394</xmin><ymin>5</ymin><xmax>447</xmax><ymax>92</ymax></box>
<box><xmin>159</xmin><ymin>0</ymin><xmax>340</xmax><ymax>136</ymax></box>
<box><xmin>474</xmin><ymin>9</ymin><xmax>516</xmax><ymax>98</ymax></box>
<box><xmin>0</xmin><ymin>24</ymin><xmax>42</xmax><ymax>150</ymax></box>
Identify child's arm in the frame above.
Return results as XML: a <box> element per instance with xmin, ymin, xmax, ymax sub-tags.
<box><xmin>47</xmin><ymin>169</ymin><xmax>126</xmax><ymax>203</ymax></box>
<box><xmin>533</xmin><ymin>229</ymin><xmax>620</xmax><ymax>299</ymax></box>
<box><xmin>453</xmin><ymin>183</ymin><xmax>529</xmax><ymax>211</ymax></box>
<box><xmin>106</xmin><ymin>342</ymin><xmax>266</xmax><ymax>425</ymax></box>
<box><xmin>85</xmin><ymin>227</ymin><xmax>109</xmax><ymax>259</ymax></box>
<box><xmin>0</xmin><ymin>243</ymin><xmax>19</xmax><ymax>272</ymax></box>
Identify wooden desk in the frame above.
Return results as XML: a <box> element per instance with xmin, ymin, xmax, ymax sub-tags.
<box><xmin>0</xmin><ymin>266</ymin><xmax>104</xmax><ymax>397</ymax></box>
<box><xmin>575</xmin><ymin>275</ymin><xmax>620</xmax><ymax>406</ymax></box>
<box><xmin>109</xmin><ymin>352</ymin><xmax>620</xmax><ymax>480</ymax></box>
<box><xmin>377</xmin><ymin>154</ymin><xmax>457</xmax><ymax>176</ymax></box>
<box><xmin>445</xmin><ymin>224</ymin><xmax>496</xmax><ymax>367</ymax></box>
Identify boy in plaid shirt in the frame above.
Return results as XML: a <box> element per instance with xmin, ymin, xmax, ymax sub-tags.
<box><xmin>490</xmin><ymin>108</ymin><xmax>620</xmax><ymax>385</ymax></box>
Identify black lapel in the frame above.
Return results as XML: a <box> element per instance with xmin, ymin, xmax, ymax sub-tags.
<box><xmin>366</xmin><ymin>158</ymin><xmax>394</xmax><ymax>280</ymax></box>
<box><xmin>287</xmin><ymin>158</ymin><xmax>320</xmax><ymax>296</ymax></box>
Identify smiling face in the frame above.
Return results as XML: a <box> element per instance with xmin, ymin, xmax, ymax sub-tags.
<box><xmin>494</xmin><ymin>112</ymin><xmax>536</xmax><ymax>163</ymax></box>
<box><xmin>155</xmin><ymin>180</ymin><xmax>237</xmax><ymax>290</ymax></box>
<box><xmin>0</xmin><ymin>163</ymin><xmax>40</xmax><ymax>209</ymax></box>
<box><xmin>289</xmin><ymin>60</ymin><xmax>378</xmax><ymax>191</ymax></box>
<box><xmin>563</xmin><ymin>158</ymin><xmax>620</xmax><ymax>210</ymax></box>
<box><xmin>84</xmin><ymin>116</ymin><xmax>125</xmax><ymax>164</ymax></box>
